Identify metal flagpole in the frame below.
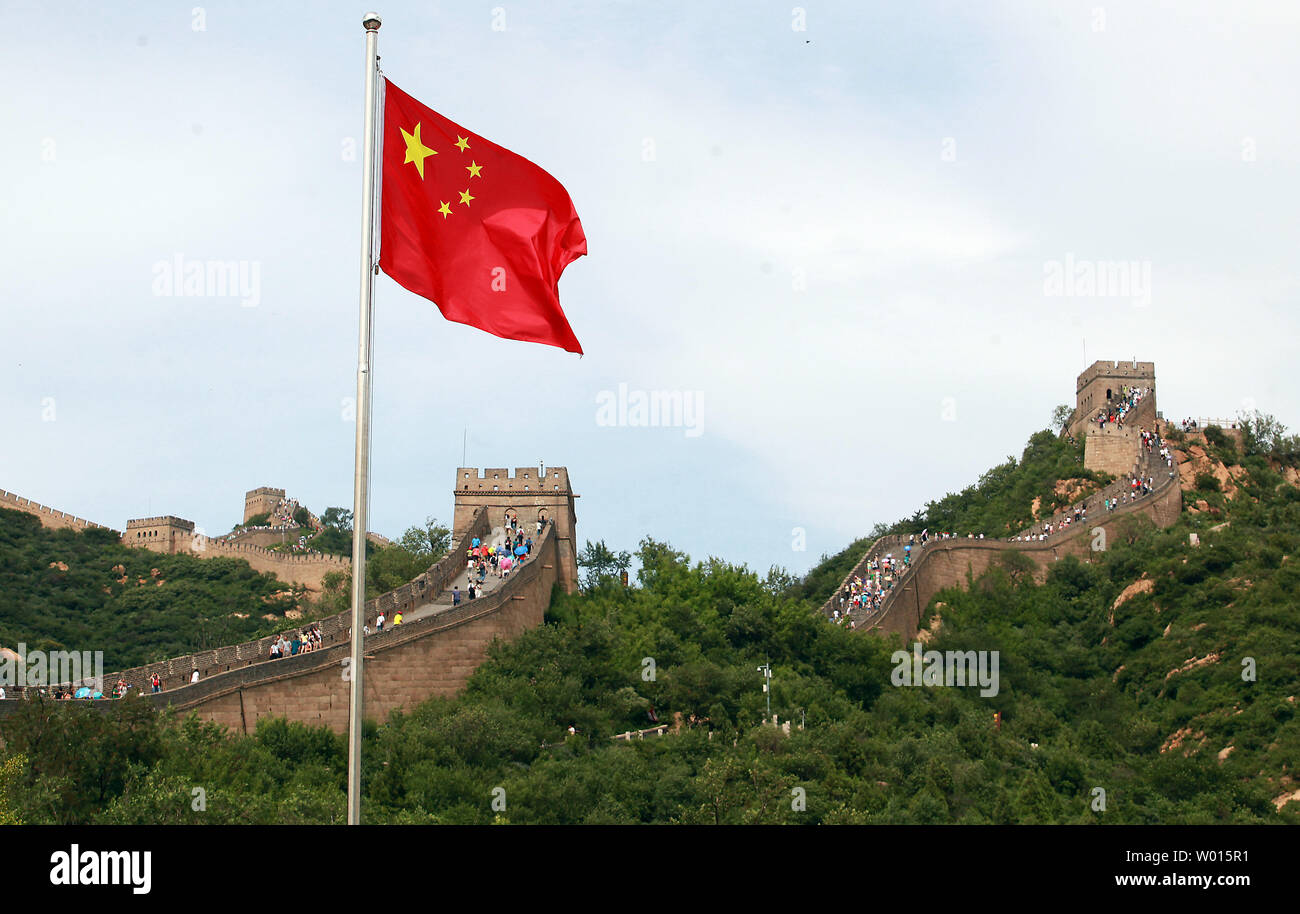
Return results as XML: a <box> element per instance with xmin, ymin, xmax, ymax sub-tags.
<box><xmin>347</xmin><ymin>11</ymin><xmax>383</xmax><ymax>826</ymax></box>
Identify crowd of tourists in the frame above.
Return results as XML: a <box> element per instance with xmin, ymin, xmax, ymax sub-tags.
<box><xmin>1095</xmin><ymin>385</ymin><xmax>1151</xmax><ymax>429</ymax></box>
<box><xmin>453</xmin><ymin>515</ymin><xmax>538</xmax><ymax>604</ymax></box>
<box><xmin>268</xmin><ymin>624</ymin><xmax>324</xmax><ymax>660</ymax></box>
<box><xmin>834</xmin><ymin>539</ymin><xmax>924</xmax><ymax>626</ymax></box>
<box><xmin>1142</xmin><ymin>427</ymin><xmax>1176</xmax><ymax>469</ymax></box>
<box><xmin>1178</xmin><ymin>417</ymin><xmax>1239</xmax><ymax>432</ymax></box>
<box><xmin>268</xmin><ymin>496</ymin><xmax>304</xmax><ymax>528</ymax></box>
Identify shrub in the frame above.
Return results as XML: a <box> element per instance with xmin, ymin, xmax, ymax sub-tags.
<box><xmin>1203</xmin><ymin>425</ymin><xmax>1228</xmax><ymax>448</ymax></box>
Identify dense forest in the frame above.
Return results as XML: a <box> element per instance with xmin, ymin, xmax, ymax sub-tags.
<box><xmin>0</xmin><ymin>516</ymin><xmax>306</xmax><ymax>668</ymax></box>
<box><xmin>1</xmin><ymin>418</ymin><xmax>1298</xmax><ymax>823</ymax></box>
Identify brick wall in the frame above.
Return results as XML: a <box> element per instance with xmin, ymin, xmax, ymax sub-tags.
<box><xmin>0</xmin><ymin>490</ymin><xmax>116</xmax><ymax>533</ymax></box>
<box><xmin>190</xmin><ymin>537</ymin><xmax>350</xmax><ymax>590</ymax></box>
<box><xmin>864</xmin><ymin>475</ymin><xmax>1181</xmax><ymax>639</ymax></box>
<box><xmin>1084</xmin><ymin>426</ymin><xmax>1140</xmax><ymax>476</ymax></box>
<box><xmin>84</xmin><ymin>507</ymin><xmax>494</xmax><ymax>697</ymax></box>
<box><xmin>143</xmin><ymin>523</ymin><xmax>557</xmax><ymax>733</ymax></box>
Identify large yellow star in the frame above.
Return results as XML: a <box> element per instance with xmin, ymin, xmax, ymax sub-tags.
<box><xmin>459</xmin><ymin>189</ymin><xmax>475</xmax><ymax>207</ymax></box>
<box><xmin>466</xmin><ymin>160</ymin><xmax>483</xmax><ymax>178</ymax></box>
<box><xmin>437</xmin><ymin>201</ymin><xmax>453</xmax><ymax>219</ymax></box>
<box><xmin>400</xmin><ymin>123</ymin><xmax>437</xmax><ymax>179</ymax></box>
<box><xmin>454</xmin><ymin>135</ymin><xmax>470</xmax><ymax>152</ymax></box>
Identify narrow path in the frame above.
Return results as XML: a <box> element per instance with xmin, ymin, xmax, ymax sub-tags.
<box><xmin>402</xmin><ymin>523</ymin><xmax>539</xmax><ymax>624</ymax></box>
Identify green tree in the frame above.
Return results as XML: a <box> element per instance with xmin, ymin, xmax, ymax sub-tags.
<box><xmin>398</xmin><ymin>516</ymin><xmax>451</xmax><ymax>562</ymax></box>
<box><xmin>1051</xmin><ymin>403</ymin><xmax>1074</xmax><ymax>433</ymax></box>
<box><xmin>320</xmin><ymin>507</ymin><xmax>353</xmax><ymax>532</ymax></box>
<box><xmin>577</xmin><ymin>539</ymin><xmax>632</xmax><ymax>591</ymax></box>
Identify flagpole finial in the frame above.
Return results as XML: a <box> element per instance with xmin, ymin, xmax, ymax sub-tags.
<box><xmin>362</xmin><ymin>12</ymin><xmax>382</xmax><ymax>31</ymax></box>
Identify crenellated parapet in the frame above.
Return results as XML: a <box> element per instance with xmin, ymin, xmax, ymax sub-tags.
<box><xmin>0</xmin><ymin>489</ymin><xmax>116</xmax><ymax>533</ymax></box>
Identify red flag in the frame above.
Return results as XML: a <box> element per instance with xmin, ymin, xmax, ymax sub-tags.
<box><xmin>378</xmin><ymin>79</ymin><xmax>586</xmax><ymax>354</ymax></box>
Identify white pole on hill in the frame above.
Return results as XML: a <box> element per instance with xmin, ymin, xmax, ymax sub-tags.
<box><xmin>347</xmin><ymin>11</ymin><xmax>383</xmax><ymax>826</ymax></box>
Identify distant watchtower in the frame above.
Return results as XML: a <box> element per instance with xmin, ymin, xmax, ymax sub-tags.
<box><xmin>1068</xmin><ymin>360</ymin><xmax>1159</xmax><ymax>475</ymax></box>
<box><xmin>1067</xmin><ymin>360</ymin><xmax>1156</xmax><ymax>440</ymax></box>
<box><xmin>123</xmin><ymin>516</ymin><xmax>195</xmax><ymax>554</ymax></box>
<box><xmin>453</xmin><ymin>466</ymin><xmax>579</xmax><ymax>594</ymax></box>
<box><xmin>244</xmin><ymin>487</ymin><xmax>285</xmax><ymax>523</ymax></box>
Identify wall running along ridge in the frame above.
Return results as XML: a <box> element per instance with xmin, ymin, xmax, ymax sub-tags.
<box><xmin>0</xmin><ymin>489</ymin><xmax>116</xmax><ymax>533</ymax></box>
<box><xmin>0</xmin><ymin>506</ymin><xmax>567</xmax><ymax>734</ymax></box>
<box><xmin>821</xmin><ymin>446</ymin><xmax>1182</xmax><ymax>640</ymax></box>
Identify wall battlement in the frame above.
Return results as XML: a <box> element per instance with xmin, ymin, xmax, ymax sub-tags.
<box><xmin>0</xmin><ymin>489</ymin><xmax>116</xmax><ymax>533</ymax></box>
<box><xmin>455</xmin><ymin>466</ymin><xmax>572</xmax><ymax>493</ymax></box>
<box><xmin>125</xmin><ymin>515</ymin><xmax>196</xmax><ymax>530</ymax></box>
<box><xmin>1075</xmin><ymin>360</ymin><xmax>1156</xmax><ymax>393</ymax></box>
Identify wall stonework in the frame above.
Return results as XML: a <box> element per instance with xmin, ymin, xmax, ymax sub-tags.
<box><xmin>138</xmin><ymin>525</ymin><xmax>557</xmax><ymax>734</ymax></box>
<box><xmin>188</xmin><ymin>536</ymin><xmax>350</xmax><ymax>590</ymax></box>
<box><xmin>1084</xmin><ymin>427</ymin><xmax>1141</xmax><ymax>476</ymax></box>
<box><xmin>0</xmin><ymin>490</ymin><xmax>116</xmax><ymax>533</ymax></box>
<box><xmin>122</xmin><ymin>516</ymin><xmax>196</xmax><ymax>554</ymax></box>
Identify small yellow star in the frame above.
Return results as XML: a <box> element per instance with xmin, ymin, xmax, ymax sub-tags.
<box><xmin>438</xmin><ymin>201</ymin><xmax>453</xmax><ymax>219</ymax></box>
<box><xmin>400</xmin><ymin>123</ymin><xmax>437</xmax><ymax>179</ymax></box>
<box><xmin>459</xmin><ymin>189</ymin><xmax>475</xmax><ymax>207</ymax></box>
<box><xmin>454</xmin><ymin>135</ymin><xmax>470</xmax><ymax>152</ymax></box>
<box><xmin>466</xmin><ymin>160</ymin><xmax>483</xmax><ymax>178</ymax></box>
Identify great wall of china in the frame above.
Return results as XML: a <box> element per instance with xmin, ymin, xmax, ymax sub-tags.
<box><xmin>0</xmin><ymin>466</ymin><xmax>581</xmax><ymax>734</ymax></box>
<box><xmin>0</xmin><ymin>360</ymin><xmax>1212</xmax><ymax>735</ymax></box>
<box><xmin>821</xmin><ymin>359</ymin><xmax>1186</xmax><ymax>638</ymax></box>
<box><xmin>0</xmin><ymin>490</ymin><xmax>116</xmax><ymax>534</ymax></box>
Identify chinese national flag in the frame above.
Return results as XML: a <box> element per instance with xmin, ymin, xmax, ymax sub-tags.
<box><xmin>378</xmin><ymin>79</ymin><xmax>586</xmax><ymax>354</ymax></box>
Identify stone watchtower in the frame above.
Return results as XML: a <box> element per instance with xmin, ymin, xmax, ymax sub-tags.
<box><xmin>123</xmin><ymin>516</ymin><xmax>196</xmax><ymax>554</ymax></box>
<box><xmin>1074</xmin><ymin>360</ymin><xmax>1155</xmax><ymax>425</ymax></box>
<box><xmin>244</xmin><ymin>487</ymin><xmax>285</xmax><ymax>523</ymax></box>
<box><xmin>1068</xmin><ymin>359</ymin><xmax>1158</xmax><ymax>475</ymax></box>
<box><xmin>453</xmin><ymin>466</ymin><xmax>579</xmax><ymax>594</ymax></box>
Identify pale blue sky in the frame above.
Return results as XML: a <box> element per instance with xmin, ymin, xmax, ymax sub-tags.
<box><xmin>2</xmin><ymin>1</ymin><xmax>1297</xmax><ymax>576</ymax></box>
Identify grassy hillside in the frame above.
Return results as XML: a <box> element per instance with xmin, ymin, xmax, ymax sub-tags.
<box><xmin>0</xmin><ymin>509</ymin><xmax>308</xmax><ymax>669</ymax></box>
